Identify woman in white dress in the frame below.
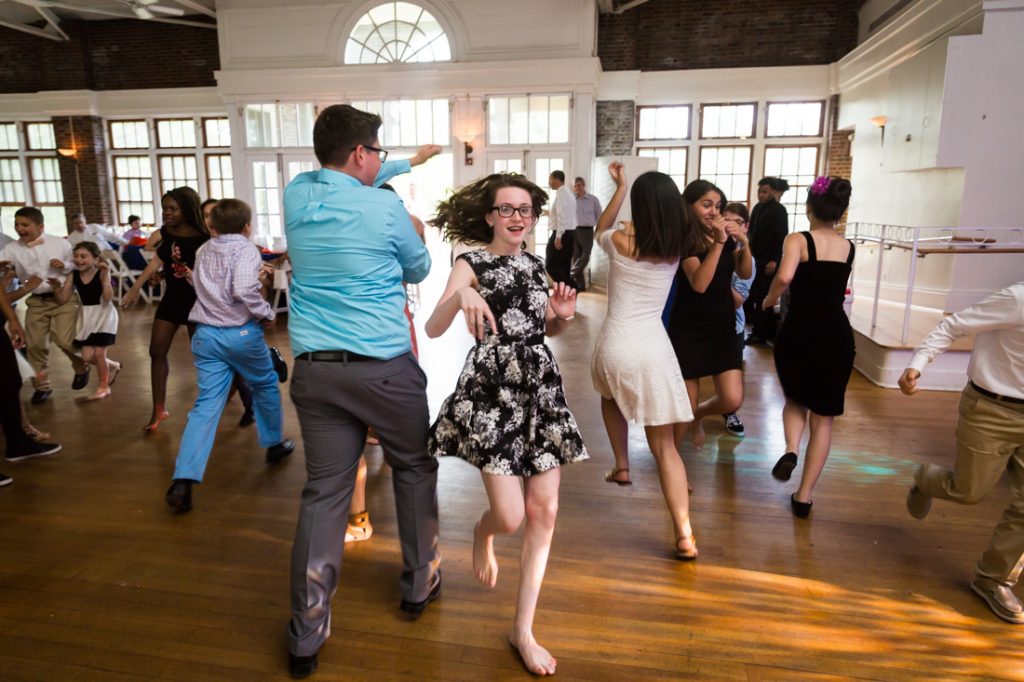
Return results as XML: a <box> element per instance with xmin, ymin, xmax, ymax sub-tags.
<box><xmin>591</xmin><ymin>162</ymin><xmax>699</xmax><ymax>559</ymax></box>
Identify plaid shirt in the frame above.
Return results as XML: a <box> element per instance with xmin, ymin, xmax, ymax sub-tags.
<box><xmin>189</xmin><ymin>234</ymin><xmax>274</xmax><ymax>327</ymax></box>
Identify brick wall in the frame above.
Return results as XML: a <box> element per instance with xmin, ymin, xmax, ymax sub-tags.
<box><xmin>598</xmin><ymin>0</ymin><xmax>859</xmax><ymax>71</ymax></box>
<box><xmin>825</xmin><ymin>95</ymin><xmax>853</xmax><ymax>180</ymax></box>
<box><xmin>596</xmin><ymin>101</ymin><xmax>635</xmax><ymax>157</ymax></box>
<box><xmin>52</xmin><ymin>116</ymin><xmax>113</xmax><ymax>227</ymax></box>
<box><xmin>0</xmin><ymin>19</ymin><xmax>218</xmax><ymax>93</ymax></box>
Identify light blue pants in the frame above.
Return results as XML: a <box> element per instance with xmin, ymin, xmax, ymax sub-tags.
<box><xmin>173</xmin><ymin>322</ymin><xmax>283</xmax><ymax>482</ymax></box>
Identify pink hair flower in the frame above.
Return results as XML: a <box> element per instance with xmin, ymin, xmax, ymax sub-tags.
<box><xmin>810</xmin><ymin>176</ymin><xmax>832</xmax><ymax>196</ymax></box>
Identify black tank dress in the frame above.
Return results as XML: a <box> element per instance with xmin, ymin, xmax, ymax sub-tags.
<box><xmin>668</xmin><ymin>237</ymin><xmax>742</xmax><ymax>379</ymax></box>
<box><xmin>773</xmin><ymin>232</ymin><xmax>856</xmax><ymax>416</ymax></box>
<box><xmin>154</xmin><ymin>229</ymin><xmax>208</xmax><ymax>325</ymax></box>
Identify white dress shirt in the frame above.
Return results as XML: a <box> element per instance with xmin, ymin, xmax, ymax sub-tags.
<box><xmin>67</xmin><ymin>223</ymin><xmax>126</xmax><ymax>247</ymax></box>
<box><xmin>908</xmin><ymin>282</ymin><xmax>1024</xmax><ymax>399</ymax></box>
<box><xmin>550</xmin><ymin>185</ymin><xmax>577</xmax><ymax>239</ymax></box>
<box><xmin>0</xmin><ymin>234</ymin><xmax>73</xmax><ymax>295</ymax></box>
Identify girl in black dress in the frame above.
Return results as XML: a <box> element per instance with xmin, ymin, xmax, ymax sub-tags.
<box><xmin>764</xmin><ymin>177</ymin><xmax>855</xmax><ymax>518</ymax></box>
<box><xmin>668</xmin><ymin>180</ymin><xmax>753</xmax><ymax>448</ymax></box>
<box><xmin>122</xmin><ymin>187</ymin><xmax>209</xmax><ymax>430</ymax></box>
<box><xmin>427</xmin><ymin>173</ymin><xmax>586</xmax><ymax>677</ymax></box>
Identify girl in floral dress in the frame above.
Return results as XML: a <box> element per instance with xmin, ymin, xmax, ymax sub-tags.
<box><xmin>427</xmin><ymin>173</ymin><xmax>587</xmax><ymax>677</ymax></box>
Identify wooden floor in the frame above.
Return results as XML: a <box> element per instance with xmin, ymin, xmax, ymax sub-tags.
<box><xmin>2</xmin><ymin>284</ymin><xmax>1023</xmax><ymax>681</ymax></box>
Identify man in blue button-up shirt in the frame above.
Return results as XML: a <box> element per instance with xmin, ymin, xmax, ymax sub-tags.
<box><xmin>283</xmin><ymin>104</ymin><xmax>441</xmax><ymax>678</ymax></box>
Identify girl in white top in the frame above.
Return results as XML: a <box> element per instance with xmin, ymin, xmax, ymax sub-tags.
<box><xmin>590</xmin><ymin>162</ymin><xmax>699</xmax><ymax>560</ymax></box>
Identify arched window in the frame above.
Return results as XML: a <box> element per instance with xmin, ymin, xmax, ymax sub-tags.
<box><xmin>345</xmin><ymin>2</ymin><xmax>452</xmax><ymax>64</ymax></box>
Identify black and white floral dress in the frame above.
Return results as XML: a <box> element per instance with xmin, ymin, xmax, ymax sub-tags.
<box><xmin>429</xmin><ymin>249</ymin><xmax>589</xmax><ymax>476</ymax></box>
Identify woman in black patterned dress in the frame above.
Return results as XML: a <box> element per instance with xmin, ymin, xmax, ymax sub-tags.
<box><xmin>427</xmin><ymin>173</ymin><xmax>587</xmax><ymax>677</ymax></box>
<box><xmin>121</xmin><ymin>187</ymin><xmax>208</xmax><ymax>430</ymax></box>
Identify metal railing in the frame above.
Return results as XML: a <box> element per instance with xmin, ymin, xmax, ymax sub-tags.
<box><xmin>843</xmin><ymin>223</ymin><xmax>1024</xmax><ymax>344</ymax></box>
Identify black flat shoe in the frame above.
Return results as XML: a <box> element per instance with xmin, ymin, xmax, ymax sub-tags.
<box><xmin>30</xmin><ymin>389</ymin><xmax>52</xmax><ymax>404</ymax></box>
<box><xmin>266</xmin><ymin>438</ymin><xmax>295</xmax><ymax>465</ymax></box>
<box><xmin>71</xmin><ymin>368</ymin><xmax>90</xmax><ymax>390</ymax></box>
<box><xmin>165</xmin><ymin>479</ymin><xmax>194</xmax><ymax>514</ymax></box>
<box><xmin>270</xmin><ymin>346</ymin><xmax>289</xmax><ymax>383</ymax></box>
<box><xmin>399</xmin><ymin>571</ymin><xmax>441</xmax><ymax>620</ymax></box>
<box><xmin>790</xmin><ymin>493</ymin><xmax>812</xmax><ymax>519</ymax></box>
<box><xmin>239</xmin><ymin>409</ymin><xmax>255</xmax><ymax>427</ymax></box>
<box><xmin>772</xmin><ymin>452</ymin><xmax>798</xmax><ymax>481</ymax></box>
<box><xmin>288</xmin><ymin>652</ymin><xmax>318</xmax><ymax>678</ymax></box>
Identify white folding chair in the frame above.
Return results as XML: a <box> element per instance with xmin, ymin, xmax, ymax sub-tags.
<box><xmin>271</xmin><ymin>262</ymin><xmax>290</xmax><ymax>314</ymax></box>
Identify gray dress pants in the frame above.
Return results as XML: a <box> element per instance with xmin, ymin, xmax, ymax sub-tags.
<box><xmin>288</xmin><ymin>352</ymin><xmax>440</xmax><ymax>656</ymax></box>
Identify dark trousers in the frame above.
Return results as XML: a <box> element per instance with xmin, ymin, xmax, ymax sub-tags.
<box><xmin>545</xmin><ymin>230</ymin><xmax>576</xmax><ymax>286</ymax></box>
<box><xmin>745</xmin><ymin>266</ymin><xmax>778</xmax><ymax>341</ymax></box>
<box><xmin>570</xmin><ymin>226</ymin><xmax>594</xmax><ymax>291</ymax></box>
<box><xmin>288</xmin><ymin>352</ymin><xmax>440</xmax><ymax>656</ymax></box>
<box><xmin>0</xmin><ymin>330</ymin><xmax>28</xmax><ymax>453</ymax></box>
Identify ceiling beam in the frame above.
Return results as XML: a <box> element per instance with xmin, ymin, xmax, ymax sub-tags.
<box><xmin>611</xmin><ymin>0</ymin><xmax>653</xmax><ymax>13</ymax></box>
<box><xmin>171</xmin><ymin>0</ymin><xmax>217</xmax><ymax>19</ymax></box>
<box><xmin>37</xmin><ymin>2</ymin><xmax>217</xmax><ymax>28</ymax></box>
<box><xmin>35</xmin><ymin>5</ymin><xmax>70</xmax><ymax>40</ymax></box>
<box><xmin>0</xmin><ymin>18</ymin><xmax>66</xmax><ymax>41</ymax></box>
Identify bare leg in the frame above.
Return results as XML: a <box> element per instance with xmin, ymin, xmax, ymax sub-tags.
<box><xmin>474</xmin><ymin>473</ymin><xmax>525</xmax><ymax>589</ymax></box>
<box><xmin>600</xmin><ymin>398</ymin><xmax>631</xmax><ymax>483</ymax></box>
<box><xmin>146</xmin><ymin>319</ymin><xmax>180</xmax><ymax>429</ymax></box>
<box><xmin>509</xmin><ymin>468</ymin><xmax>560</xmax><ymax>676</ymax></box>
<box><xmin>794</xmin><ymin>412</ymin><xmax>834</xmax><ymax>503</ymax></box>
<box><xmin>693</xmin><ymin>369</ymin><xmax>744</xmax><ymax>421</ymax></box>
<box><xmin>688</xmin><ymin>376</ymin><xmax>704</xmax><ymax>446</ymax></box>
<box><xmin>644</xmin><ymin>424</ymin><xmax>695</xmax><ymax>556</ymax></box>
<box><xmin>349</xmin><ymin>454</ymin><xmax>368</xmax><ymax>514</ymax></box>
<box><xmin>89</xmin><ymin>347</ymin><xmax>111</xmax><ymax>399</ymax></box>
<box><xmin>782</xmin><ymin>399</ymin><xmax>807</xmax><ymax>454</ymax></box>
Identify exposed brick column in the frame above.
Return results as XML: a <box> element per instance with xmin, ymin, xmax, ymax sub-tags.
<box><xmin>596</xmin><ymin>100</ymin><xmax>635</xmax><ymax>157</ymax></box>
<box><xmin>825</xmin><ymin>95</ymin><xmax>853</xmax><ymax>179</ymax></box>
<box><xmin>52</xmin><ymin>115</ymin><xmax>113</xmax><ymax>228</ymax></box>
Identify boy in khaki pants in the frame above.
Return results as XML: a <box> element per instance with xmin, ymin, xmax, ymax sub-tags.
<box><xmin>0</xmin><ymin>207</ymin><xmax>87</xmax><ymax>403</ymax></box>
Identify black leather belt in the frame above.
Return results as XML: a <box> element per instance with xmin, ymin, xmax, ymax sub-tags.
<box><xmin>577</xmin><ymin>225</ymin><xmax>594</xmax><ymax>229</ymax></box>
<box><xmin>32</xmin><ymin>292</ymin><xmax>55</xmax><ymax>299</ymax></box>
<box><xmin>970</xmin><ymin>381</ymin><xmax>1024</xmax><ymax>405</ymax></box>
<box><xmin>297</xmin><ymin>350</ymin><xmax>376</xmax><ymax>363</ymax></box>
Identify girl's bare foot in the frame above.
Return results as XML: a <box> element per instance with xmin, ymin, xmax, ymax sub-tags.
<box><xmin>143</xmin><ymin>410</ymin><xmax>170</xmax><ymax>431</ymax></box>
<box><xmin>509</xmin><ymin>633</ymin><xmax>557</xmax><ymax>676</ymax></box>
<box><xmin>88</xmin><ymin>388</ymin><xmax>111</xmax><ymax>401</ymax></box>
<box><xmin>473</xmin><ymin>520</ymin><xmax>499</xmax><ymax>588</ymax></box>
<box><xmin>690</xmin><ymin>419</ymin><xmax>706</xmax><ymax>449</ymax></box>
<box><xmin>26</xmin><ymin>427</ymin><xmax>51</xmax><ymax>442</ymax></box>
<box><xmin>675</xmin><ymin>534</ymin><xmax>699</xmax><ymax>561</ymax></box>
<box><xmin>107</xmin><ymin>361</ymin><xmax>122</xmax><ymax>386</ymax></box>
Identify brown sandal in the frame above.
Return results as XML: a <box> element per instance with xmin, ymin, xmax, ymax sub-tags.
<box><xmin>675</xmin><ymin>535</ymin><xmax>698</xmax><ymax>561</ymax></box>
<box><xmin>345</xmin><ymin>511</ymin><xmax>373</xmax><ymax>543</ymax></box>
<box><xmin>604</xmin><ymin>467</ymin><xmax>632</xmax><ymax>486</ymax></box>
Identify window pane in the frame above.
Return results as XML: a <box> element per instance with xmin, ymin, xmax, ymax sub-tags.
<box><xmin>26</xmin><ymin>123</ymin><xmax>56</xmax><ymax>150</ymax></box>
<box><xmin>205</xmin><ymin>154</ymin><xmax>234</xmax><ymax>199</ymax></box>
<box><xmin>488</xmin><ymin>97</ymin><xmax>509</xmax><ymax>145</ymax></box>
<box><xmin>637</xmin><ymin>106</ymin><xmax>689</xmax><ymax>140</ymax></box>
<box><xmin>701</xmin><ymin>104</ymin><xmax>756</xmax><ymax>139</ymax></box>
<box><xmin>203</xmin><ymin>118</ymin><xmax>231</xmax><ymax>147</ymax></box>
<box><xmin>29</xmin><ymin>158</ymin><xmax>63</xmax><ymax>204</ymax></box>
<box><xmin>508</xmin><ymin>96</ymin><xmax>528</xmax><ymax>145</ymax></box>
<box><xmin>528</xmin><ymin>95</ymin><xmax>548</xmax><ymax>145</ymax></box>
<box><xmin>158</xmin><ymin>155</ymin><xmax>198</xmax><ymax>194</ymax></box>
<box><xmin>549</xmin><ymin>95</ymin><xmax>570</xmax><ymax>144</ymax></box>
<box><xmin>252</xmin><ymin>160</ymin><xmax>282</xmax><ymax>238</ymax></box>
<box><xmin>110</xmin><ymin>121</ymin><xmax>150</xmax><ymax>149</ymax></box>
<box><xmin>766</xmin><ymin>102</ymin><xmax>824</xmax><ymax>137</ymax></box>
<box><xmin>699</xmin><ymin>146</ymin><xmax>751</xmax><ymax>204</ymax></box>
<box><xmin>347</xmin><ymin>2</ymin><xmax>451</xmax><ymax>64</ymax></box>
<box><xmin>0</xmin><ymin>158</ymin><xmax>26</xmax><ymax>203</ymax></box>
<box><xmin>156</xmin><ymin>119</ymin><xmax>196</xmax><ymax>148</ymax></box>
<box><xmin>763</xmin><ymin>145</ymin><xmax>819</xmax><ymax>231</ymax></box>
<box><xmin>638</xmin><ymin>147</ymin><xmax>687</xmax><ymax>192</ymax></box>
<box><xmin>113</xmin><ymin>154</ymin><xmax>154</xmax><ymax>224</ymax></box>
<box><xmin>0</xmin><ymin>123</ymin><xmax>18</xmax><ymax>151</ymax></box>
<box><xmin>245</xmin><ymin>104</ymin><xmax>277</xmax><ymax>148</ymax></box>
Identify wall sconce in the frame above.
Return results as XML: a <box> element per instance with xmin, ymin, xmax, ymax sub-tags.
<box><xmin>454</xmin><ymin>95</ymin><xmax>483</xmax><ymax>167</ymax></box>
<box><xmin>57</xmin><ymin>147</ymin><xmax>78</xmax><ymax>158</ymax></box>
<box><xmin>870</xmin><ymin>115</ymin><xmax>887</xmax><ymax>146</ymax></box>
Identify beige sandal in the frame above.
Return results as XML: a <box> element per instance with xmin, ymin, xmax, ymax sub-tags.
<box><xmin>345</xmin><ymin>511</ymin><xmax>373</xmax><ymax>543</ymax></box>
<box><xmin>604</xmin><ymin>467</ymin><xmax>632</xmax><ymax>486</ymax></box>
<box><xmin>675</xmin><ymin>535</ymin><xmax>698</xmax><ymax>561</ymax></box>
